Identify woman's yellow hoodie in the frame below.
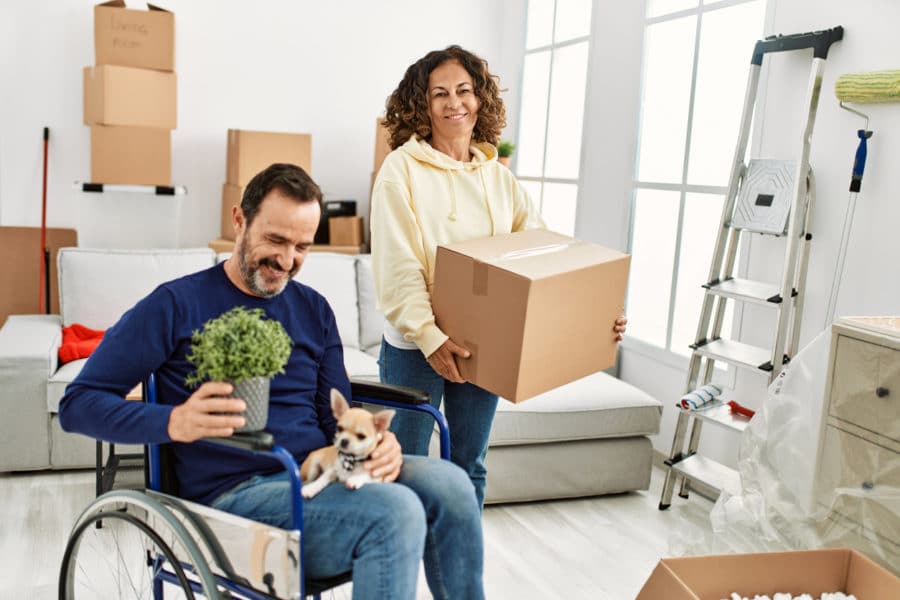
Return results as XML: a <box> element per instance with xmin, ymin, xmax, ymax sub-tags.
<box><xmin>370</xmin><ymin>135</ymin><xmax>544</xmax><ymax>357</ymax></box>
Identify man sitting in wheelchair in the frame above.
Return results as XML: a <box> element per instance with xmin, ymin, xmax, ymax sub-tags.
<box><xmin>59</xmin><ymin>163</ymin><xmax>484</xmax><ymax>600</ymax></box>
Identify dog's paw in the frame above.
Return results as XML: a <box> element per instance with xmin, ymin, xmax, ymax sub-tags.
<box><xmin>301</xmin><ymin>485</ymin><xmax>319</xmax><ymax>498</ymax></box>
<box><xmin>345</xmin><ymin>473</ymin><xmax>371</xmax><ymax>489</ymax></box>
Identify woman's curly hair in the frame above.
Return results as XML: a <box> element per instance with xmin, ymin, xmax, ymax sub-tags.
<box><xmin>383</xmin><ymin>45</ymin><xmax>506</xmax><ymax>150</ymax></box>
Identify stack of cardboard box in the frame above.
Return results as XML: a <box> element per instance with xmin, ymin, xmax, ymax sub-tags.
<box><xmin>211</xmin><ymin>129</ymin><xmax>312</xmax><ymax>251</ymax></box>
<box><xmin>84</xmin><ymin>1</ymin><xmax>176</xmax><ymax>186</ymax></box>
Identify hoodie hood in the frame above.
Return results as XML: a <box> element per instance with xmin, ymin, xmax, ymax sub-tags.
<box><xmin>400</xmin><ymin>134</ymin><xmax>497</xmax><ymax>171</ymax></box>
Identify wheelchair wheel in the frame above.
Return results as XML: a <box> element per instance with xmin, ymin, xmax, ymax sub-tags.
<box><xmin>59</xmin><ymin>490</ymin><xmax>223</xmax><ymax>599</ymax></box>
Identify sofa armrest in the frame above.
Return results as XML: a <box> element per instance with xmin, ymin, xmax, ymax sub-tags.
<box><xmin>0</xmin><ymin>314</ymin><xmax>63</xmax><ymax>470</ymax></box>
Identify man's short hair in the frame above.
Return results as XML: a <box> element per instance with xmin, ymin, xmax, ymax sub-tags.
<box><xmin>241</xmin><ymin>163</ymin><xmax>323</xmax><ymax>228</ymax></box>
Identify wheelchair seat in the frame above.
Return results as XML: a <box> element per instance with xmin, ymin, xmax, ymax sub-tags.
<box><xmin>59</xmin><ymin>379</ymin><xmax>450</xmax><ymax>599</ymax></box>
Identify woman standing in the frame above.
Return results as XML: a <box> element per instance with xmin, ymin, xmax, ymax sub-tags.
<box><xmin>371</xmin><ymin>46</ymin><xmax>626</xmax><ymax>508</ymax></box>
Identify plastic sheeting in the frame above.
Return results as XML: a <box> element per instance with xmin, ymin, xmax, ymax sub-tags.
<box><xmin>673</xmin><ymin>327</ymin><xmax>900</xmax><ymax>574</ymax></box>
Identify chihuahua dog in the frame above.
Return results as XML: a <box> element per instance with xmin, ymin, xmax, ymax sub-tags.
<box><xmin>300</xmin><ymin>389</ymin><xmax>396</xmax><ymax>498</ymax></box>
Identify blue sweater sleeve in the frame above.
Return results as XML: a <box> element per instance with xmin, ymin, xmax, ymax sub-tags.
<box><xmin>58</xmin><ymin>287</ymin><xmax>177</xmax><ymax>444</ymax></box>
<box><xmin>315</xmin><ymin>300</ymin><xmax>349</xmax><ymax>440</ymax></box>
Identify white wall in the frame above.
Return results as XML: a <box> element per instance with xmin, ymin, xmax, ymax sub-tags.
<box><xmin>586</xmin><ymin>0</ymin><xmax>900</xmax><ymax>468</ymax></box>
<box><xmin>0</xmin><ymin>0</ymin><xmax>527</xmax><ymax>246</ymax></box>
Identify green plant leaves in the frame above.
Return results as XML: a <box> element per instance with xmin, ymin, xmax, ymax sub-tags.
<box><xmin>185</xmin><ymin>306</ymin><xmax>293</xmax><ymax>387</ymax></box>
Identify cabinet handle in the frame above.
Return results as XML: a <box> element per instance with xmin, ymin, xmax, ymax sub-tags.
<box><xmin>875</xmin><ymin>387</ymin><xmax>890</xmax><ymax>398</ymax></box>
<box><xmin>862</xmin><ymin>481</ymin><xmax>875</xmax><ymax>490</ymax></box>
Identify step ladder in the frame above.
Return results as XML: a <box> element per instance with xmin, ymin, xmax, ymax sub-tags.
<box><xmin>658</xmin><ymin>27</ymin><xmax>843</xmax><ymax>510</ymax></box>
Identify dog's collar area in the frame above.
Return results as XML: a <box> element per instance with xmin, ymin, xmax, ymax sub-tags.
<box><xmin>338</xmin><ymin>450</ymin><xmax>370</xmax><ymax>471</ymax></box>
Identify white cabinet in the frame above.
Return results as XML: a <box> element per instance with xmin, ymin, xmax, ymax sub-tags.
<box><xmin>816</xmin><ymin>317</ymin><xmax>900</xmax><ymax>572</ymax></box>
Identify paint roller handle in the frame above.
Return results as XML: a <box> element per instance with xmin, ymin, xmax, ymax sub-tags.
<box><xmin>751</xmin><ymin>26</ymin><xmax>843</xmax><ymax>65</ymax></box>
<box><xmin>850</xmin><ymin>129</ymin><xmax>873</xmax><ymax>193</ymax></box>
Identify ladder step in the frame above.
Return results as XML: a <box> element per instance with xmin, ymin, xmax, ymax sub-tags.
<box><xmin>680</xmin><ymin>399</ymin><xmax>751</xmax><ymax>433</ymax></box>
<box><xmin>705</xmin><ymin>278</ymin><xmax>796</xmax><ymax>305</ymax></box>
<box><xmin>692</xmin><ymin>338</ymin><xmax>772</xmax><ymax>373</ymax></box>
<box><xmin>671</xmin><ymin>454</ymin><xmax>742</xmax><ymax>497</ymax></box>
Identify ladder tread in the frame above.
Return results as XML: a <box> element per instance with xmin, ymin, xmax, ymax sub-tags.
<box><xmin>671</xmin><ymin>454</ymin><xmax>742</xmax><ymax>497</ymax></box>
<box><xmin>679</xmin><ymin>399</ymin><xmax>751</xmax><ymax>433</ymax></box>
<box><xmin>693</xmin><ymin>338</ymin><xmax>773</xmax><ymax>373</ymax></box>
<box><xmin>706</xmin><ymin>278</ymin><xmax>793</xmax><ymax>305</ymax></box>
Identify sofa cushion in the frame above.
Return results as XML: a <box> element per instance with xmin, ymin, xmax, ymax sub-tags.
<box><xmin>59</xmin><ymin>248</ymin><xmax>217</xmax><ymax>330</ymax></box>
<box><xmin>343</xmin><ymin>347</ymin><xmax>380</xmax><ymax>381</ymax></box>
<box><xmin>47</xmin><ymin>359</ymin><xmax>87</xmax><ymax>413</ymax></box>
<box><xmin>356</xmin><ymin>255</ymin><xmax>385</xmax><ymax>352</ymax></box>
<box><xmin>294</xmin><ymin>253</ymin><xmax>359</xmax><ymax>349</ymax></box>
<box><xmin>488</xmin><ymin>371</ymin><xmax>661</xmax><ymax>446</ymax></box>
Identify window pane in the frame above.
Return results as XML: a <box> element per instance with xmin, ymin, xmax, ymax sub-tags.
<box><xmin>526</xmin><ymin>0</ymin><xmax>555</xmax><ymax>49</ymax></box>
<box><xmin>544</xmin><ymin>42</ymin><xmax>589</xmax><ymax>180</ymax></box>
<box><xmin>646</xmin><ymin>0</ymin><xmax>699</xmax><ymax>19</ymax></box>
<box><xmin>670</xmin><ymin>193</ymin><xmax>736</xmax><ymax>356</ymax></box>
<box><xmin>687</xmin><ymin>1</ymin><xmax>765</xmax><ymax>186</ymax></box>
<box><xmin>541</xmin><ymin>182</ymin><xmax>577</xmax><ymax>236</ymax></box>
<box><xmin>554</xmin><ymin>0</ymin><xmax>592</xmax><ymax>42</ymax></box>
<box><xmin>519</xmin><ymin>179</ymin><xmax>543</xmax><ymax>213</ymax></box>
<box><xmin>635</xmin><ymin>15</ymin><xmax>696</xmax><ymax>184</ymax></box>
<box><xmin>628</xmin><ymin>188</ymin><xmax>679</xmax><ymax>347</ymax></box>
<box><xmin>517</xmin><ymin>51</ymin><xmax>552</xmax><ymax>178</ymax></box>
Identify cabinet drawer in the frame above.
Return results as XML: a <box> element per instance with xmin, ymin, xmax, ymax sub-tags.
<box><xmin>818</xmin><ymin>426</ymin><xmax>900</xmax><ymax>548</ymax></box>
<box><xmin>831</xmin><ymin>335</ymin><xmax>900</xmax><ymax>442</ymax></box>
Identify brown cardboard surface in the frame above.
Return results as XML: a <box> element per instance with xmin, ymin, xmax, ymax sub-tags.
<box><xmin>0</xmin><ymin>227</ymin><xmax>78</xmax><ymax>326</ymax></box>
<box><xmin>94</xmin><ymin>1</ymin><xmax>175</xmax><ymax>71</ymax></box>
<box><xmin>220</xmin><ymin>183</ymin><xmax>243</xmax><ymax>241</ymax></box>
<box><xmin>226</xmin><ymin>129</ymin><xmax>312</xmax><ymax>186</ymax></box>
<box><xmin>91</xmin><ymin>125</ymin><xmax>171</xmax><ymax>186</ymax></box>
<box><xmin>636</xmin><ymin>549</ymin><xmax>900</xmax><ymax>600</ymax></box>
<box><xmin>373</xmin><ymin>118</ymin><xmax>391</xmax><ymax>174</ymax></box>
<box><xmin>208</xmin><ymin>238</ymin><xmax>235</xmax><ymax>255</ymax></box>
<box><xmin>432</xmin><ymin>229</ymin><xmax>630</xmax><ymax>403</ymax></box>
<box><xmin>83</xmin><ymin>65</ymin><xmax>177</xmax><ymax>129</ymax></box>
<box><xmin>328</xmin><ymin>216</ymin><xmax>364</xmax><ymax>246</ymax></box>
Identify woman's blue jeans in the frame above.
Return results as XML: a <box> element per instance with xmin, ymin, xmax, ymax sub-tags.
<box><xmin>211</xmin><ymin>455</ymin><xmax>483</xmax><ymax>600</ymax></box>
<box><xmin>379</xmin><ymin>339</ymin><xmax>499</xmax><ymax>509</ymax></box>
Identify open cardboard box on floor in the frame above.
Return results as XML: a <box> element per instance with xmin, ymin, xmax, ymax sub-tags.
<box><xmin>636</xmin><ymin>548</ymin><xmax>900</xmax><ymax>600</ymax></box>
<box><xmin>432</xmin><ymin>229</ymin><xmax>629</xmax><ymax>403</ymax></box>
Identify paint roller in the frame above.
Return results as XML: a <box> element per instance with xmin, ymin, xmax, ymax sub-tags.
<box><xmin>825</xmin><ymin>69</ymin><xmax>900</xmax><ymax>327</ymax></box>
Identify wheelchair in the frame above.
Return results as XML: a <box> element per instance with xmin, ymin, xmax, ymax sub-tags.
<box><xmin>59</xmin><ymin>377</ymin><xmax>450</xmax><ymax>599</ymax></box>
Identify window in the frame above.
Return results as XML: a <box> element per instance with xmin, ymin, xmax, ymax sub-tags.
<box><xmin>515</xmin><ymin>0</ymin><xmax>593</xmax><ymax>237</ymax></box>
<box><xmin>628</xmin><ymin>0</ymin><xmax>765</xmax><ymax>356</ymax></box>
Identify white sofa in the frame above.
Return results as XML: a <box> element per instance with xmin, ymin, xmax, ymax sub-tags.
<box><xmin>0</xmin><ymin>247</ymin><xmax>661</xmax><ymax>503</ymax></box>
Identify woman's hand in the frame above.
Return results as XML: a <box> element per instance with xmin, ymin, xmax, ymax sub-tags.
<box><xmin>426</xmin><ymin>338</ymin><xmax>470</xmax><ymax>383</ymax></box>
<box><xmin>614</xmin><ymin>316</ymin><xmax>628</xmax><ymax>342</ymax></box>
<box><xmin>365</xmin><ymin>430</ymin><xmax>403</xmax><ymax>482</ymax></box>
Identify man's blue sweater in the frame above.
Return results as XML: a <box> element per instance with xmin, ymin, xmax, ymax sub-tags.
<box><xmin>58</xmin><ymin>263</ymin><xmax>349</xmax><ymax>505</ymax></box>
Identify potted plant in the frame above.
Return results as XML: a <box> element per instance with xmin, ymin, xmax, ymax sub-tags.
<box><xmin>185</xmin><ymin>306</ymin><xmax>293</xmax><ymax>432</ymax></box>
<box><xmin>497</xmin><ymin>139</ymin><xmax>516</xmax><ymax>167</ymax></box>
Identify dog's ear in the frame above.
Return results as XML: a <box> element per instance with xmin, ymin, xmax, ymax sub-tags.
<box><xmin>330</xmin><ymin>388</ymin><xmax>350</xmax><ymax>418</ymax></box>
<box><xmin>372</xmin><ymin>409</ymin><xmax>396</xmax><ymax>433</ymax></box>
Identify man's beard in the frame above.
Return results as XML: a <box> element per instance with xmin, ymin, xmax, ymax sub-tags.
<box><xmin>237</xmin><ymin>243</ymin><xmax>297</xmax><ymax>298</ymax></box>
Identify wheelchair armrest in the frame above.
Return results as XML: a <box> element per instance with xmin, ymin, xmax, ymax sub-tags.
<box><xmin>350</xmin><ymin>379</ymin><xmax>430</xmax><ymax>405</ymax></box>
<box><xmin>200</xmin><ymin>431</ymin><xmax>275</xmax><ymax>452</ymax></box>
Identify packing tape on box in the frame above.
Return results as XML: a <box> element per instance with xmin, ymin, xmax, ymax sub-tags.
<box><xmin>679</xmin><ymin>383</ymin><xmax>723</xmax><ymax>409</ymax></box>
<box><xmin>496</xmin><ymin>241</ymin><xmax>580</xmax><ymax>262</ymax></box>
<box><xmin>473</xmin><ymin>262</ymin><xmax>489</xmax><ymax>296</ymax></box>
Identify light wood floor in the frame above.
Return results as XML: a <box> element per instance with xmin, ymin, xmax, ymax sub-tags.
<box><xmin>0</xmin><ymin>466</ymin><xmax>714</xmax><ymax>599</ymax></box>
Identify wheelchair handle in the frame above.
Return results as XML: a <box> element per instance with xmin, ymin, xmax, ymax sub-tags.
<box><xmin>350</xmin><ymin>379</ymin><xmax>431</xmax><ymax>405</ymax></box>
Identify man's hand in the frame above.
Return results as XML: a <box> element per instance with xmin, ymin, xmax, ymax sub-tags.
<box><xmin>364</xmin><ymin>430</ymin><xmax>403</xmax><ymax>482</ymax></box>
<box><xmin>167</xmin><ymin>382</ymin><xmax>246</xmax><ymax>443</ymax></box>
<box><xmin>426</xmin><ymin>338</ymin><xmax>470</xmax><ymax>383</ymax></box>
<box><xmin>614</xmin><ymin>316</ymin><xmax>628</xmax><ymax>342</ymax></box>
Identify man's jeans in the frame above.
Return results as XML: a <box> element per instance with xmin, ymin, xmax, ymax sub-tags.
<box><xmin>211</xmin><ymin>455</ymin><xmax>483</xmax><ymax>600</ymax></box>
<box><xmin>380</xmin><ymin>339</ymin><xmax>499</xmax><ymax>509</ymax></box>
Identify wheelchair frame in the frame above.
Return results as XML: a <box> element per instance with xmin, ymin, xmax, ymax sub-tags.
<box><xmin>60</xmin><ymin>376</ymin><xmax>451</xmax><ymax>600</ymax></box>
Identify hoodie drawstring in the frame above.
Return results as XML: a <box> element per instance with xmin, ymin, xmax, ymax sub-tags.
<box><xmin>446</xmin><ymin>172</ymin><xmax>458</xmax><ymax>221</ymax></box>
<box><xmin>479</xmin><ymin>168</ymin><xmax>495</xmax><ymax>235</ymax></box>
